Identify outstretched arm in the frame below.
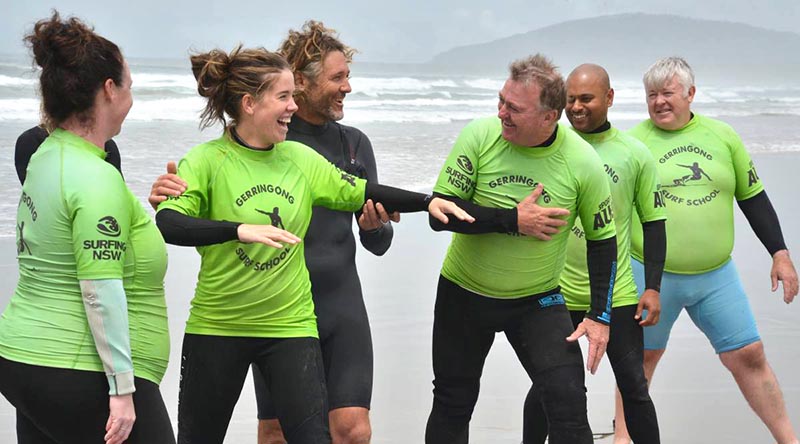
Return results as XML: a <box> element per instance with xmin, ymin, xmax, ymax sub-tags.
<box><xmin>155</xmin><ymin>209</ymin><xmax>300</xmax><ymax>249</ymax></box>
<box><xmin>428</xmin><ymin>184</ymin><xmax>570</xmax><ymax>239</ymax></box>
<box><xmin>364</xmin><ymin>182</ymin><xmax>474</xmax><ymax>225</ymax></box>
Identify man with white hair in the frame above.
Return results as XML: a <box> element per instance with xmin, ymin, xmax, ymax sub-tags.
<box><xmin>617</xmin><ymin>56</ymin><xmax>799</xmax><ymax>444</ymax></box>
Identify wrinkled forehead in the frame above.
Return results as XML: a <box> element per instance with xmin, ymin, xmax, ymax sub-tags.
<box><xmin>501</xmin><ymin>78</ymin><xmax>541</xmax><ymax>107</ymax></box>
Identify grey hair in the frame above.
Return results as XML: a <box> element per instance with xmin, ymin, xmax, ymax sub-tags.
<box><xmin>643</xmin><ymin>56</ymin><xmax>695</xmax><ymax>96</ymax></box>
<box><xmin>508</xmin><ymin>54</ymin><xmax>565</xmax><ymax>118</ymax></box>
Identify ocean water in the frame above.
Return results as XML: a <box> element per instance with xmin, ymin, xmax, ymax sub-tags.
<box><xmin>3</xmin><ymin>54</ymin><xmax>800</xmax><ymax>237</ymax></box>
<box><xmin>1</xmin><ymin>54</ymin><xmax>799</xmax><ymax>443</ymax></box>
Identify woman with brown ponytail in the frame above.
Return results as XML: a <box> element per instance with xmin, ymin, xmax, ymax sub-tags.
<box><xmin>0</xmin><ymin>11</ymin><xmax>174</xmax><ymax>444</ymax></box>
<box><xmin>154</xmin><ymin>46</ymin><xmax>473</xmax><ymax>444</ymax></box>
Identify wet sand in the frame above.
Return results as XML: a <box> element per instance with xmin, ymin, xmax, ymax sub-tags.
<box><xmin>0</xmin><ymin>152</ymin><xmax>798</xmax><ymax>443</ymax></box>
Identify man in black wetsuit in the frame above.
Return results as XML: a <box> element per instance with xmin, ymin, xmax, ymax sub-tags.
<box><xmin>150</xmin><ymin>21</ymin><xmax>395</xmax><ymax>444</ymax></box>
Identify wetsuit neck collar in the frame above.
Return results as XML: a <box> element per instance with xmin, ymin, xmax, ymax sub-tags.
<box><xmin>575</xmin><ymin>121</ymin><xmax>618</xmax><ymax>144</ymax></box>
<box><xmin>588</xmin><ymin>121</ymin><xmax>611</xmax><ymax>134</ymax></box>
<box><xmin>230</xmin><ymin>126</ymin><xmax>274</xmax><ymax>151</ymax></box>
<box><xmin>288</xmin><ymin>115</ymin><xmax>331</xmax><ymax>136</ymax></box>
<box><xmin>533</xmin><ymin>125</ymin><xmax>559</xmax><ymax>148</ymax></box>
<box><xmin>509</xmin><ymin>124</ymin><xmax>564</xmax><ymax>158</ymax></box>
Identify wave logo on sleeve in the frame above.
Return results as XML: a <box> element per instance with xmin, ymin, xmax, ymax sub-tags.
<box><xmin>97</xmin><ymin>216</ymin><xmax>121</xmax><ymax>237</ymax></box>
<box><xmin>456</xmin><ymin>155</ymin><xmax>474</xmax><ymax>175</ymax></box>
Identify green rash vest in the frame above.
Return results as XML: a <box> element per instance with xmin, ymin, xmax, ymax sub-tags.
<box><xmin>628</xmin><ymin>114</ymin><xmax>764</xmax><ymax>274</ymax></box>
<box><xmin>433</xmin><ymin>117</ymin><xmax>616</xmax><ymax>298</ymax></box>
<box><xmin>0</xmin><ymin>129</ymin><xmax>170</xmax><ymax>385</ymax></box>
<box><xmin>561</xmin><ymin>126</ymin><xmax>667</xmax><ymax>311</ymax></box>
<box><xmin>157</xmin><ymin>132</ymin><xmax>366</xmax><ymax>338</ymax></box>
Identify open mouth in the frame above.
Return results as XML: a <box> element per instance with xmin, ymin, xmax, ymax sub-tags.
<box><xmin>570</xmin><ymin>112</ymin><xmax>588</xmax><ymax>122</ymax></box>
<box><xmin>278</xmin><ymin>117</ymin><xmax>291</xmax><ymax>129</ymax></box>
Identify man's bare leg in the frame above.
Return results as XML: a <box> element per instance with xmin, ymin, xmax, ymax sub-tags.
<box><xmin>329</xmin><ymin>407</ymin><xmax>371</xmax><ymax>444</ymax></box>
<box><xmin>719</xmin><ymin>341</ymin><xmax>798</xmax><ymax>444</ymax></box>
<box><xmin>257</xmin><ymin>419</ymin><xmax>286</xmax><ymax>444</ymax></box>
<box><xmin>257</xmin><ymin>407</ymin><xmax>371</xmax><ymax>444</ymax></box>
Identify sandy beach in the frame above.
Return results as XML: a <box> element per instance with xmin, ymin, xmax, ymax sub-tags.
<box><xmin>0</xmin><ymin>151</ymin><xmax>798</xmax><ymax>443</ymax></box>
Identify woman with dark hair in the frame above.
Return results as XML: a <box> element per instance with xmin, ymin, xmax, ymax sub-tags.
<box><xmin>0</xmin><ymin>11</ymin><xmax>174</xmax><ymax>444</ymax></box>
<box><xmin>155</xmin><ymin>45</ymin><xmax>472</xmax><ymax>444</ymax></box>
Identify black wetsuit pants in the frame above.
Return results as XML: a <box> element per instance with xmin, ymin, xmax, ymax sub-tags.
<box><xmin>425</xmin><ymin>276</ymin><xmax>592</xmax><ymax>444</ymax></box>
<box><xmin>523</xmin><ymin>305</ymin><xmax>660</xmax><ymax>444</ymax></box>
<box><xmin>177</xmin><ymin>334</ymin><xmax>330</xmax><ymax>444</ymax></box>
<box><xmin>0</xmin><ymin>356</ymin><xmax>174</xmax><ymax>444</ymax></box>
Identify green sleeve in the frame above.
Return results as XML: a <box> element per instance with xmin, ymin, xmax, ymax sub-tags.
<box><xmin>298</xmin><ymin>145</ymin><xmax>366</xmax><ymax>212</ymax></box>
<box><xmin>80</xmin><ymin>279</ymin><xmax>135</xmax><ymax>395</ymax></box>
<box><xmin>157</xmin><ymin>146</ymin><xmax>213</xmax><ymax>217</ymax></box>
<box><xmin>633</xmin><ymin>145</ymin><xmax>668</xmax><ymax>223</ymax></box>
<box><xmin>69</xmin><ymin>168</ymin><xmax>131</xmax><ymax>280</ymax></box>
<box><xmin>576</xmin><ymin>155</ymin><xmax>616</xmax><ymax>241</ymax></box>
<box><xmin>433</xmin><ymin>119</ymin><xmax>482</xmax><ymax>200</ymax></box>
<box><xmin>728</xmin><ymin>128</ymin><xmax>764</xmax><ymax>201</ymax></box>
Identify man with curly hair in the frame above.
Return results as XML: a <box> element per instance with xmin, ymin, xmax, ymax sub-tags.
<box><xmin>256</xmin><ymin>21</ymin><xmax>396</xmax><ymax>444</ymax></box>
<box><xmin>148</xmin><ymin>20</ymin><xmax>392</xmax><ymax>444</ymax></box>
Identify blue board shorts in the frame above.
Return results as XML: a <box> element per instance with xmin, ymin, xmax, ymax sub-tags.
<box><xmin>631</xmin><ymin>258</ymin><xmax>760</xmax><ymax>354</ymax></box>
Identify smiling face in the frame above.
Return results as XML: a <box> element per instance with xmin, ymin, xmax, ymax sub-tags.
<box><xmin>298</xmin><ymin>50</ymin><xmax>351</xmax><ymax>124</ymax></box>
<box><xmin>246</xmin><ymin>69</ymin><xmax>298</xmax><ymax>146</ymax></box>
<box><xmin>565</xmin><ymin>69</ymin><xmax>613</xmax><ymax>133</ymax></box>
<box><xmin>647</xmin><ymin>75</ymin><xmax>695</xmax><ymax>131</ymax></box>
<box><xmin>497</xmin><ymin>78</ymin><xmax>557</xmax><ymax>146</ymax></box>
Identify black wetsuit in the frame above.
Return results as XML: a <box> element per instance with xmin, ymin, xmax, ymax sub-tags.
<box><xmin>15</xmin><ymin>125</ymin><xmax>121</xmax><ymax>183</ymax></box>
<box><xmin>248</xmin><ymin>116</ymin><xmax>393</xmax><ymax>417</ymax></box>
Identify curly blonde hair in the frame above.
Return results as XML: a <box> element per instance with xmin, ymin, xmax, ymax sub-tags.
<box><xmin>278</xmin><ymin>20</ymin><xmax>355</xmax><ymax>98</ymax></box>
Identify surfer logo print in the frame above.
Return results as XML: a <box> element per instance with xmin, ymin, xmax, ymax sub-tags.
<box><xmin>656</xmin><ymin>142</ymin><xmax>730</xmax><ymax>208</ymax></box>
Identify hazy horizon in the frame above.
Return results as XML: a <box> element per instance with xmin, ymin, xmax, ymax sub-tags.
<box><xmin>3</xmin><ymin>1</ymin><xmax>800</xmax><ymax>63</ymax></box>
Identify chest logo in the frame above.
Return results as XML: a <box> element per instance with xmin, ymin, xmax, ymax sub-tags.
<box><xmin>667</xmin><ymin>162</ymin><xmax>712</xmax><ymax>187</ymax></box>
<box><xmin>256</xmin><ymin>207</ymin><xmax>285</xmax><ymax>229</ymax></box>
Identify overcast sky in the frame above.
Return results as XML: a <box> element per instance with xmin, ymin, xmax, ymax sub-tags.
<box><xmin>3</xmin><ymin>0</ymin><xmax>799</xmax><ymax>63</ymax></box>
